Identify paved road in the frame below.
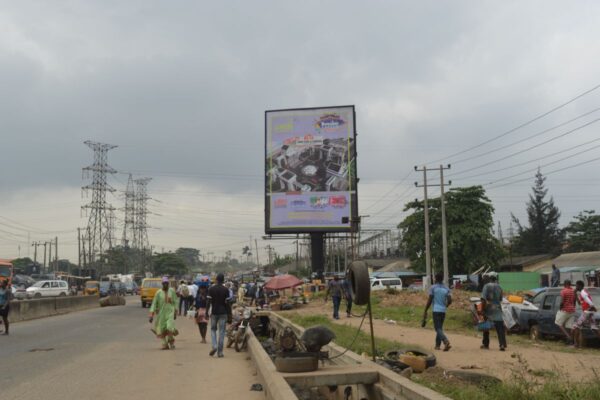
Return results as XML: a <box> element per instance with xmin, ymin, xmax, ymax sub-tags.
<box><xmin>0</xmin><ymin>298</ymin><xmax>264</xmax><ymax>400</ymax></box>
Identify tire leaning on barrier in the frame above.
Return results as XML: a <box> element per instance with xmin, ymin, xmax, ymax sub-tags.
<box><xmin>347</xmin><ymin>261</ymin><xmax>370</xmax><ymax>306</ymax></box>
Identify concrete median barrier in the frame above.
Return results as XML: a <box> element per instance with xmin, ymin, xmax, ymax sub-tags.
<box><xmin>9</xmin><ymin>296</ymin><xmax>100</xmax><ymax>323</ymax></box>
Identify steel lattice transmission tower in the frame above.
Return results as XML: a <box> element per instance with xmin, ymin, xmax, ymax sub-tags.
<box><xmin>133</xmin><ymin>177</ymin><xmax>152</xmax><ymax>269</ymax></box>
<box><xmin>121</xmin><ymin>174</ymin><xmax>136</xmax><ymax>247</ymax></box>
<box><xmin>81</xmin><ymin>141</ymin><xmax>117</xmax><ymax>265</ymax></box>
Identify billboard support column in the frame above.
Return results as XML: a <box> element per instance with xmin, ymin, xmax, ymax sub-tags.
<box><xmin>310</xmin><ymin>233</ymin><xmax>325</xmax><ymax>280</ymax></box>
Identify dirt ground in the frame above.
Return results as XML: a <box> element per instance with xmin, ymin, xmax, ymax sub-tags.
<box><xmin>286</xmin><ymin>298</ymin><xmax>600</xmax><ymax>382</ymax></box>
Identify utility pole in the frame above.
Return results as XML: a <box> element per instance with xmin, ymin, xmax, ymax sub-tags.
<box><xmin>55</xmin><ymin>236</ymin><xmax>58</xmax><ymax>273</ymax></box>
<box><xmin>415</xmin><ymin>166</ymin><xmax>432</xmax><ymax>289</ymax></box>
<box><xmin>439</xmin><ymin>165</ymin><xmax>450</xmax><ymax>287</ymax></box>
<box><xmin>254</xmin><ymin>238</ymin><xmax>260</xmax><ymax>267</ymax></box>
<box><xmin>294</xmin><ymin>236</ymin><xmax>299</xmax><ymax>270</ymax></box>
<box><xmin>32</xmin><ymin>242</ymin><xmax>38</xmax><ymax>268</ymax></box>
<box><xmin>43</xmin><ymin>241</ymin><xmax>47</xmax><ymax>274</ymax></box>
<box><xmin>415</xmin><ymin>165</ymin><xmax>451</xmax><ymax>288</ymax></box>
<box><xmin>48</xmin><ymin>240</ymin><xmax>53</xmax><ymax>273</ymax></box>
<box><xmin>78</xmin><ymin>228</ymin><xmax>82</xmax><ymax>271</ymax></box>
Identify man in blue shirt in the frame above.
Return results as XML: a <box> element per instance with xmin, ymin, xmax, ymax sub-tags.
<box><xmin>423</xmin><ymin>273</ymin><xmax>452</xmax><ymax>351</ymax></box>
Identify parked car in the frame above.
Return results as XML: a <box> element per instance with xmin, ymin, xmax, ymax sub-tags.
<box><xmin>26</xmin><ymin>280</ymin><xmax>69</xmax><ymax>298</ymax></box>
<box><xmin>517</xmin><ymin>287</ymin><xmax>600</xmax><ymax>341</ymax></box>
<box><xmin>370</xmin><ymin>277</ymin><xmax>403</xmax><ymax>291</ymax></box>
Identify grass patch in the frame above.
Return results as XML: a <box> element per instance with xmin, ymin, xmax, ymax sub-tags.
<box><xmin>413</xmin><ymin>370</ymin><xmax>600</xmax><ymax>400</ymax></box>
<box><xmin>286</xmin><ymin>313</ymin><xmax>422</xmax><ymax>357</ymax></box>
<box><xmin>285</xmin><ymin>312</ymin><xmax>600</xmax><ymax>400</ymax></box>
<box><xmin>353</xmin><ymin>297</ymin><xmax>474</xmax><ymax>333</ymax></box>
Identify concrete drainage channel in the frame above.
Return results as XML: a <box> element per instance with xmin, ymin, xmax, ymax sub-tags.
<box><xmin>247</xmin><ymin>312</ymin><xmax>450</xmax><ymax>400</ymax></box>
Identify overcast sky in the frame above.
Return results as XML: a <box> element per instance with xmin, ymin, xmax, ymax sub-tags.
<box><xmin>2</xmin><ymin>1</ymin><xmax>600</xmax><ymax>263</ymax></box>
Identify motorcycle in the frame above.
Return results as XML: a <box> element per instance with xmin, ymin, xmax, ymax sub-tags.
<box><xmin>232</xmin><ymin>308</ymin><xmax>253</xmax><ymax>352</ymax></box>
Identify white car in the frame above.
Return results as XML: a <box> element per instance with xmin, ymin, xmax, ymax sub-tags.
<box><xmin>26</xmin><ymin>280</ymin><xmax>69</xmax><ymax>299</ymax></box>
<box><xmin>370</xmin><ymin>277</ymin><xmax>403</xmax><ymax>291</ymax></box>
<box><xmin>12</xmin><ymin>285</ymin><xmax>28</xmax><ymax>300</ymax></box>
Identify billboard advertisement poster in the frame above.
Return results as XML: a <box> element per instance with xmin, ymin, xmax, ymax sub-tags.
<box><xmin>265</xmin><ymin>106</ymin><xmax>357</xmax><ymax>233</ymax></box>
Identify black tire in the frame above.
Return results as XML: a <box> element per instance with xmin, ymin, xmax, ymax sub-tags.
<box><xmin>395</xmin><ymin>349</ymin><xmax>436</xmax><ymax>368</ymax></box>
<box><xmin>59</xmin><ymin>292</ymin><xmax>66</xmax><ymax>297</ymax></box>
<box><xmin>529</xmin><ymin>324</ymin><xmax>543</xmax><ymax>341</ymax></box>
<box><xmin>348</xmin><ymin>261</ymin><xmax>370</xmax><ymax>306</ymax></box>
<box><xmin>141</xmin><ymin>301</ymin><xmax>146</xmax><ymax>308</ymax></box>
<box><xmin>35</xmin><ymin>293</ymin><xmax>42</xmax><ymax>298</ymax></box>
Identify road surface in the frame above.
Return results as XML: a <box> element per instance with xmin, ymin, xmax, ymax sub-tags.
<box><xmin>0</xmin><ymin>298</ymin><xmax>264</xmax><ymax>400</ymax></box>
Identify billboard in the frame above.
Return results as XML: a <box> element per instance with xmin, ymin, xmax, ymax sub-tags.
<box><xmin>265</xmin><ymin>106</ymin><xmax>358</xmax><ymax>233</ymax></box>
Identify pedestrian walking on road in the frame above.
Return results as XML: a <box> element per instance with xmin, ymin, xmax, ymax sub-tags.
<box><xmin>0</xmin><ymin>280</ymin><xmax>11</xmax><ymax>335</ymax></box>
<box><xmin>177</xmin><ymin>280</ymin><xmax>189</xmax><ymax>316</ymax></box>
<box><xmin>149</xmin><ymin>276</ymin><xmax>178</xmax><ymax>350</ymax></box>
<box><xmin>555</xmin><ymin>279</ymin><xmax>576</xmax><ymax>344</ymax></box>
<box><xmin>480</xmin><ymin>274</ymin><xmax>507</xmax><ymax>351</ymax></box>
<box><xmin>195</xmin><ymin>281</ymin><xmax>209</xmax><ymax>343</ymax></box>
<box><xmin>342</xmin><ymin>277</ymin><xmax>353</xmax><ymax>317</ymax></box>
<box><xmin>206</xmin><ymin>273</ymin><xmax>229</xmax><ymax>358</ymax></box>
<box><xmin>325</xmin><ymin>275</ymin><xmax>343</xmax><ymax>320</ymax></box>
<box><xmin>551</xmin><ymin>264</ymin><xmax>561</xmax><ymax>287</ymax></box>
<box><xmin>423</xmin><ymin>273</ymin><xmax>452</xmax><ymax>351</ymax></box>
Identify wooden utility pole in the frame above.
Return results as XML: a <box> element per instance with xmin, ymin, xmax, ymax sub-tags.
<box><xmin>55</xmin><ymin>236</ymin><xmax>58</xmax><ymax>272</ymax></box>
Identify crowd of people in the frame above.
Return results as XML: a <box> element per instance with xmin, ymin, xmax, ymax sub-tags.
<box><xmin>148</xmin><ymin>274</ymin><xmax>278</xmax><ymax>355</ymax></box>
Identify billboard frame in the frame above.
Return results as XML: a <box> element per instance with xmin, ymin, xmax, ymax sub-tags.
<box><xmin>264</xmin><ymin>105</ymin><xmax>358</xmax><ymax>234</ymax></box>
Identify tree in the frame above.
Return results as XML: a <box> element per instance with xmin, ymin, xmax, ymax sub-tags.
<box><xmin>175</xmin><ymin>247</ymin><xmax>201</xmax><ymax>269</ymax></box>
<box><xmin>565</xmin><ymin>210</ymin><xmax>600</xmax><ymax>252</ymax></box>
<box><xmin>399</xmin><ymin>186</ymin><xmax>504</xmax><ymax>274</ymax></box>
<box><xmin>152</xmin><ymin>252</ymin><xmax>188</xmax><ymax>277</ymax></box>
<box><xmin>511</xmin><ymin>169</ymin><xmax>564</xmax><ymax>255</ymax></box>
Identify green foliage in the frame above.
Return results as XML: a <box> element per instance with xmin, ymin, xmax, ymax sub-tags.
<box><xmin>399</xmin><ymin>186</ymin><xmax>504</xmax><ymax>274</ymax></box>
<box><xmin>565</xmin><ymin>210</ymin><xmax>600</xmax><ymax>252</ymax></box>
<box><xmin>512</xmin><ymin>170</ymin><xmax>564</xmax><ymax>255</ymax></box>
<box><xmin>10</xmin><ymin>257</ymin><xmax>33</xmax><ymax>269</ymax></box>
<box><xmin>175</xmin><ymin>247</ymin><xmax>201</xmax><ymax>268</ymax></box>
<box><xmin>152</xmin><ymin>252</ymin><xmax>188</xmax><ymax>277</ymax></box>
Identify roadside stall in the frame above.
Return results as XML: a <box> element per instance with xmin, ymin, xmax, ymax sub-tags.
<box><xmin>264</xmin><ymin>274</ymin><xmax>304</xmax><ymax>311</ymax></box>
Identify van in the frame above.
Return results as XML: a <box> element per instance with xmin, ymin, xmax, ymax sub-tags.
<box><xmin>140</xmin><ymin>278</ymin><xmax>162</xmax><ymax>308</ymax></box>
<box><xmin>26</xmin><ymin>280</ymin><xmax>69</xmax><ymax>298</ymax></box>
<box><xmin>370</xmin><ymin>277</ymin><xmax>403</xmax><ymax>291</ymax></box>
<box><xmin>84</xmin><ymin>280</ymin><xmax>100</xmax><ymax>296</ymax></box>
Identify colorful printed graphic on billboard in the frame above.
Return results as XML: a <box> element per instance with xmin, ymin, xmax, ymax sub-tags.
<box><xmin>265</xmin><ymin>106</ymin><xmax>357</xmax><ymax>233</ymax></box>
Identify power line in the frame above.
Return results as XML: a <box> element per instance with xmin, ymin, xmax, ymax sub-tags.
<box><xmin>449</xmin><ymin>117</ymin><xmax>600</xmax><ymax>177</ymax></box>
<box><xmin>481</xmin><ymin>144</ymin><xmax>600</xmax><ymax>186</ymax></box>
<box><xmin>486</xmin><ymin>155</ymin><xmax>600</xmax><ymax>190</ymax></box>
<box><xmin>430</xmin><ymin>83</ymin><xmax>600</xmax><ymax>163</ymax></box>
<box><xmin>451</xmin><ymin>106</ymin><xmax>600</xmax><ymax>165</ymax></box>
<box><xmin>458</xmin><ymin>136</ymin><xmax>600</xmax><ymax>180</ymax></box>
<box><xmin>361</xmin><ymin>170</ymin><xmax>413</xmax><ymax>212</ymax></box>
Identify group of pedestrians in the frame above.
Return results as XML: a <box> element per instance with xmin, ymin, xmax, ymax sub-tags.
<box><xmin>324</xmin><ymin>275</ymin><xmax>353</xmax><ymax>319</ymax></box>
<box><xmin>148</xmin><ymin>273</ymin><xmax>233</xmax><ymax>358</ymax></box>
<box><xmin>555</xmin><ymin>279</ymin><xmax>600</xmax><ymax>348</ymax></box>
<box><xmin>421</xmin><ymin>273</ymin><xmax>506</xmax><ymax>352</ymax></box>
